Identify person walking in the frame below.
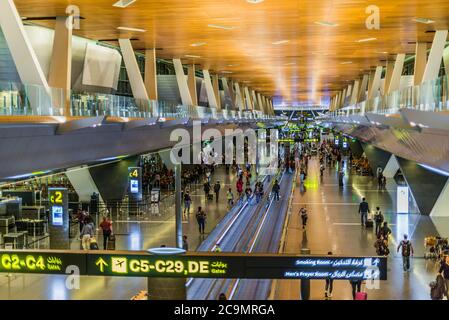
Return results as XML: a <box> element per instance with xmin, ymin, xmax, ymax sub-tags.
<box><xmin>182</xmin><ymin>235</ymin><xmax>189</xmax><ymax>251</ymax></box>
<box><xmin>300</xmin><ymin>206</ymin><xmax>308</xmax><ymax>229</ymax></box>
<box><xmin>338</xmin><ymin>169</ymin><xmax>344</xmax><ymax>187</ymax></box>
<box><xmin>272</xmin><ymin>179</ymin><xmax>280</xmax><ymax>201</ymax></box>
<box><xmin>204</xmin><ymin>180</ymin><xmax>211</xmax><ymax>200</ymax></box>
<box><xmin>183</xmin><ymin>189</ymin><xmax>192</xmax><ymax>218</ymax></box>
<box><xmin>325</xmin><ymin>252</ymin><xmax>334</xmax><ymax>298</ymax></box>
<box><xmin>358</xmin><ymin>197</ymin><xmax>370</xmax><ymax>227</ymax></box>
<box><xmin>226</xmin><ymin>188</ymin><xmax>234</xmax><ymax>209</ymax></box>
<box><xmin>349</xmin><ymin>279</ymin><xmax>362</xmax><ymax>300</ymax></box>
<box><xmin>236</xmin><ymin>177</ymin><xmax>244</xmax><ymax>203</ymax></box>
<box><xmin>196</xmin><ymin>207</ymin><xmax>206</xmax><ymax>234</ymax></box>
<box><xmin>397</xmin><ymin>234</ymin><xmax>414</xmax><ymax>272</ymax></box>
<box><xmin>80</xmin><ymin>216</ymin><xmax>95</xmax><ymax>250</ymax></box>
<box><xmin>213</xmin><ymin>181</ymin><xmax>221</xmax><ymax>203</ymax></box>
<box><xmin>438</xmin><ymin>256</ymin><xmax>449</xmax><ymax>298</ymax></box>
<box><xmin>373</xmin><ymin>206</ymin><xmax>384</xmax><ymax>236</ymax></box>
<box><xmin>99</xmin><ymin>216</ymin><xmax>113</xmax><ymax>250</ymax></box>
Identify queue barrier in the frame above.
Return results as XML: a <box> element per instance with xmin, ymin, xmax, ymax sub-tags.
<box><xmin>0</xmin><ymin>250</ymin><xmax>387</xmax><ymax>280</ymax></box>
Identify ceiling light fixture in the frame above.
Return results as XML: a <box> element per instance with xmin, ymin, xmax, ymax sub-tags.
<box><xmin>376</xmin><ymin>51</ymin><xmax>388</xmax><ymax>54</ymax></box>
<box><xmin>190</xmin><ymin>42</ymin><xmax>207</xmax><ymax>47</ymax></box>
<box><xmin>207</xmin><ymin>24</ymin><xmax>236</xmax><ymax>30</ymax></box>
<box><xmin>117</xmin><ymin>26</ymin><xmax>146</xmax><ymax>33</ymax></box>
<box><xmin>272</xmin><ymin>40</ymin><xmax>289</xmax><ymax>45</ymax></box>
<box><xmin>227</xmin><ymin>64</ymin><xmax>240</xmax><ymax>67</ymax></box>
<box><xmin>356</xmin><ymin>37</ymin><xmax>377</xmax><ymax>43</ymax></box>
<box><xmin>340</xmin><ymin>61</ymin><xmax>353</xmax><ymax>65</ymax></box>
<box><xmin>113</xmin><ymin>0</ymin><xmax>136</xmax><ymax>8</ymax></box>
<box><xmin>314</xmin><ymin>21</ymin><xmax>338</xmax><ymax>27</ymax></box>
<box><xmin>413</xmin><ymin>17</ymin><xmax>435</xmax><ymax>24</ymax></box>
<box><xmin>284</xmin><ymin>62</ymin><xmax>296</xmax><ymax>66</ymax></box>
<box><xmin>246</xmin><ymin>0</ymin><xmax>264</xmax><ymax>3</ymax></box>
<box><xmin>220</xmin><ymin>71</ymin><xmax>233</xmax><ymax>74</ymax></box>
<box><xmin>184</xmin><ymin>55</ymin><xmax>201</xmax><ymax>58</ymax></box>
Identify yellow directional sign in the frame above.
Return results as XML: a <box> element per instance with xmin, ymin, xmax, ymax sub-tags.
<box><xmin>95</xmin><ymin>257</ymin><xmax>108</xmax><ymax>272</ymax></box>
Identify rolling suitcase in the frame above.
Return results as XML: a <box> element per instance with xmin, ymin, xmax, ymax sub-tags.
<box><xmin>107</xmin><ymin>234</ymin><xmax>116</xmax><ymax>250</ymax></box>
<box><xmin>365</xmin><ymin>219</ymin><xmax>374</xmax><ymax>228</ymax></box>
<box><xmin>207</xmin><ymin>193</ymin><xmax>213</xmax><ymax>201</ymax></box>
<box><xmin>355</xmin><ymin>292</ymin><xmax>368</xmax><ymax>300</ymax></box>
<box><xmin>90</xmin><ymin>237</ymin><xmax>99</xmax><ymax>250</ymax></box>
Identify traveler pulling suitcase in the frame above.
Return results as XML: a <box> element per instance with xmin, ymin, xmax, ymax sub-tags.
<box><xmin>355</xmin><ymin>291</ymin><xmax>368</xmax><ymax>300</ymax></box>
<box><xmin>207</xmin><ymin>193</ymin><xmax>213</xmax><ymax>201</ymax></box>
<box><xmin>365</xmin><ymin>219</ymin><xmax>374</xmax><ymax>228</ymax></box>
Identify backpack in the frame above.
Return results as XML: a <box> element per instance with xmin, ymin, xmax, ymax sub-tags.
<box><xmin>375</xmin><ymin>212</ymin><xmax>383</xmax><ymax>223</ymax></box>
<box><xmin>401</xmin><ymin>240</ymin><xmax>411</xmax><ymax>256</ymax></box>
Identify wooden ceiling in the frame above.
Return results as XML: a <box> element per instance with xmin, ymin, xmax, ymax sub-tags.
<box><xmin>14</xmin><ymin>0</ymin><xmax>449</xmax><ymax>105</ymax></box>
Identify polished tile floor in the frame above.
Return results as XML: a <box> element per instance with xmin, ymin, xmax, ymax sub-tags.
<box><xmin>274</xmin><ymin>158</ymin><xmax>444</xmax><ymax>300</ymax></box>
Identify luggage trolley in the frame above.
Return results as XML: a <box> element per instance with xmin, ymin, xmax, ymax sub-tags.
<box><xmin>424</xmin><ymin>236</ymin><xmax>438</xmax><ymax>259</ymax></box>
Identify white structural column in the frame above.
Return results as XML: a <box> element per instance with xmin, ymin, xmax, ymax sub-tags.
<box><xmin>144</xmin><ymin>49</ymin><xmax>158</xmax><ymax>100</ymax></box>
<box><xmin>173</xmin><ymin>59</ymin><xmax>193</xmax><ymax>107</ymax></box>
<box><xmin>187</xmin><ymin>64</ymin><xmax>198</xmax><ymax>106</ymax></box>
<box><xmin>357</xmin><ymin>74</ymin><xmax>369</xmax><ymax>102</ymax></box>
<box><xmin>0</xmin><ymin>0</ymin><xmax>51</xmax><ymax>113</ymax></box>
<box><xmin>383</xmin><ymin>60</ymin><xmax>395</xmax><ymax>94</ymax></box>
<box><xmin>414</xmin><ymin>43</ymin><xmax>427</xmax><ymax>85</ymax></box>
<box><xmin>387</xmin><ymin>53</ymin><xmax>405</xmax><ymax>94</ymax></box>
<box><xmin>234</xmin><ymin>82</ymin><xmax>245</xmax><ymax>111</ymax></box>
<box><xmin>251</xmin><ymin>90</ymin><xmax>259</xmax><ymax>111</ymax></box>
<box><xmin>382</xmin><ymin>155</ymin><xmax>400</xmax><ymax>178</ymax></box>
<box><xmin>367</xmin><ymin>66</ymin><xmax>383</xmax><ymax>99</ymax></box>
<box><xmin>350</xmin><ymin>80</ymin><xmax>359</xmax><ymax>105</ymax></box>
<box><xmin>119</xmin><ymin>39</ymin><xmax>149</xmax><ymax>101</ymax></box>
<box><xmin>221</xmin><ymin>77</ymin><xmax>234</xmax><ymax>110</ymax></box>
<box><xmin>422</xmin><ymin>30</ymin><xmax>448</xmax><ymax>83</ymax></box>
<box><xmin>257</xmin><ymin>93</ymin><xmax>264</xmax><ymax>114</ymax></box>
<box><xmin>430</xmin><ymin>180</ymin><xmax>449</xmax><ymax>217</ymax></box>
<box><xmin>244</xmin><ymin>86</ymin><xmax>253</xmax><ymax>110</ymax></box>
<box><xmin>48</xmin><ymin>16</ymin><xmax>72</xmax><ymax>115</ymax></box>
<box><xmin>341</xmin><ymin>88</ymin><xmax>347</xmax><ymax>107</ymax></box>
<box><xmin>202</xmin><ymin>70</ymin><xmax>218</xmax><ymax>109</ymax></box>
<box><xmin>212</xmin><ymin>74</ymin><xmax>221</xmax><ymax>110</ymax></box>
<box><xmin>269</xmin><ymin>99</ymin><xmax>274</xmax><ymax>115</ymax></box>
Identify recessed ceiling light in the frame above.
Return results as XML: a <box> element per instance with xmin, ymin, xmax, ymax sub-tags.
<box><xmin>376</xmin><ymin>51</ymin><xmax>388</xmax><ymax>54</ymax></box>
<box><xmin>272</xmin><ymin>40</ymin><xmax>289</xmax><ymax>45</ymax></box>
<box><xmin>190</xmin><ymin>42</ymin><xmax>207</xmax><ymax>47</ymax></box>
<box><xmin>314</xmin><ymin>21</ymin><xmax>338</xmax><ymax>27</ymax></box>
<box><xmin>340</xmin><ymin>61</ymin><xmax>353</xmax><ymax>65</ymax></box>
<box><xmin>185</xmin><ymin>55</ymin><xmax>202</xmax><ymax>58</ymax></box>
<box><xmin>284</xmin><ymin>62</ymin><xmax>296</xmax><ymax>66</ymax></box>
<box><xmin>113</xmin><ymin>0</ymin><xmax>136</xmax><ymax>8</ymax></box>
<box><xmin>117</xmin><ymin>26</ymin><xmax>146</xmax><ymax>33</ymax></box>
<box><xmin>356</xmin><ymin>37</ymin><xmax>377</xmax><ymax>43</ymax></box>
<box><xmin>220</xmin><ymin>71</ymin><xmax>233</xmax><ymax>74</ymax></box>
<box><xmin>413</xmin><ymin>17</ymin><xmax>435</xmax><ymax>24</ymax></box>
<box><xmin>227</xmin><ymin>64</ymin><xmax>240</xmax><ymax>67</ymax></box>
<box><xmin>207</xmin><ymin>24</ymin><xmax>236</xmax><ymax>30</ymax></box>
<box><xmin>21</xmin><ymin>17</ymin><xmax>28</xmax><ymax>20</ymax></box>
<box><xmin>246</xmin><ymin>0</ymin><xmax>264</xmax><ymax>3</ymax></box>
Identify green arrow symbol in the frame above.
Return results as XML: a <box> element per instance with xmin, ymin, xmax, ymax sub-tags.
<box><xmin>95</xmin><ymin>257</ymin><xmax>108</xmax><ymax>272</ymax></box>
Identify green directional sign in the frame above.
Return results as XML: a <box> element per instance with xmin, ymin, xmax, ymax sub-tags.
<box><xmin>0</xmin><ymin>250</ymin><xmax>387</xmax><ymax>281</ymax></box>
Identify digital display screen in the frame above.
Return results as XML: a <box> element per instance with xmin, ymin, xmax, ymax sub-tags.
<box><xmin>130</xmin><ymin>179</ymin><xmax>139</xmax><ymax>193</ymax></box>
<box><xmin>343</xmin><ymin>142</ymin><xmax>348</xmax><ymax>149</ymax></box>
<box><xmin>397</xmin><ymin>186</ymin><xmax>409</xmax><ymax>214</ymax></box>
<box><xmin>51</xmin><ymin>206</ymin><xmax>64</xmax><ymax>226</ymax></box>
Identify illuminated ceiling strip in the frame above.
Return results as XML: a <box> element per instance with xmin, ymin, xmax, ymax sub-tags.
<box><xmin>418</xmin><ymin>164</ymin><xmax>449</xmax><ymax>177</ymax></box>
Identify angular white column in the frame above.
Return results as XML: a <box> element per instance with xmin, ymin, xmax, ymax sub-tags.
<box><xmin>221</xmin><ymin>77</ymin><xmax>234</xmax><ymax>110</ymax></box>
<box><xmin>234</xmin><ymin>82</ymin><xmax>245</xmax><ymax>111</ymax></box>
<box><xmin>144</xmin><ymin>49</ymin><xmax>158</xmax><ymax>100</ymax></box>
<box><xmin>251</xmin><ymin>90</ymin><xmax>259</xmax><ymax>111</ymax></box>
<box><xmin>0</xmin><ymin>0</ymin><xmax>51</xmax><ymax>113</ymax></box>
<box><xmin>414</xmin><ymin>43</ymin><xmax>427</xmax><ymax>86</ymax></box>
<box><xmin>422</xmin><ymin>30</ymin><xmax>448</xmax><ymax>83</ymax></box>
<box><xmin>211</xmin><ymin>74</ymin><xmax>221</xmax><ymax>110</ymax></box>
<box><xmin>341</xmin><ymin>88</ymin><xmax>347</xmax><ymax>107</ymax></box>
<box><xmin>357</xmin><ymin>74</ymin><xmax>369</xmax><ymax>102</ymax></box>
<box><xmin>367</xmin><ymin>66</ymin><xmax>383</xmax><ymax>99</ymax></box>
<box><xmin>257</xmin><ymin>93</ymin><xmax>264</xmax><ymax>113</ymax></box>
<box><xmin>382</xmin><ymin>155</ymin><xmax>400</xmax><ymax>178</ymax></box>
<box><xmin>383</xmin><ymin>60</ymin><xmax>395</xmax><ymax>94</ymax></box>
<box><xmin>173</xmin><ymin>59</ymin><xmax>193</xmax><ymax>106</ymax></box>
<box><xmin>350</xmin><ymin>80</ymin><xmax>359</xmax><ymax>105</ymax></box>
<box><xmin>244</xmin><ymin>86</ymin><xmax>253</xmax><ymax>110</ymax></box>
<box><xmin>48</xmin><ymin>16</ymin><xmax>73</xmax><ymax>115</ymax></box>
<box><xmin>119</xmin><ymin>39</ymin><xmax>149</xmax><ymax>101</ymax></box>
<box><xmin>387</xmin><ymin>53</ymin><xmax>405</xmax><ymax>94</ymax></box>
<box><xmin>430</xmin><ymin>180</ymin><xmax>449</xmax><ymax>217</ymax></box>
<box><xmin>202</xmin><ymin>70</ymin><xmax>218</xmax><ymax>109</ymax></box>
<box><xmin>187</xmin><ymin>64</ymin><xmax>198</xmax><ymax>106</ymax></box>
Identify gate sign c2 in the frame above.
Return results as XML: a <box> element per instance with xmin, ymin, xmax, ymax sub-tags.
<box><xmin>0</xmin><ymin>250</ymin><xmax>387</xmax><ymax>281</ymax></box>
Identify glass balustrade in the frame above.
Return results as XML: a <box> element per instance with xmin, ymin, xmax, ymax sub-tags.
<box><xmin>0</xmin><ymin>81</ymin><xmax>277</xmax><ymax>121</ymax></box>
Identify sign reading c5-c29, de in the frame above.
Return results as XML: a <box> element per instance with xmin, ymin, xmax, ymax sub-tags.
<box><xmin>0</xmin><ymin>250</ymin><xmax>387</xmax><ymax>281</ymax></box>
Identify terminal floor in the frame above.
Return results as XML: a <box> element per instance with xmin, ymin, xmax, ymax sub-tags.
<box><xmin>0</xmin><ymin>165</ymin><xmax>256</xmax><ymax>299</ymax></box>
<box><xmin>274</xmin><ymin>158</ymin><xmax>443</xmax><ymax>300</ymax></box>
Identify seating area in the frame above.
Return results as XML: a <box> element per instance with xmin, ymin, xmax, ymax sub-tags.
<box><xmin>351</xmin><ymin>156</ymin><xmax>372</xmax><ymax>176</ymax></box>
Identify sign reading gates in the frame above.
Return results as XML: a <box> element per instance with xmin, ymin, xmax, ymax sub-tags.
<box><xmin>87</xmin><ymin>255</ymin><xmax>386</xmax><ymax>280</ymax></box>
